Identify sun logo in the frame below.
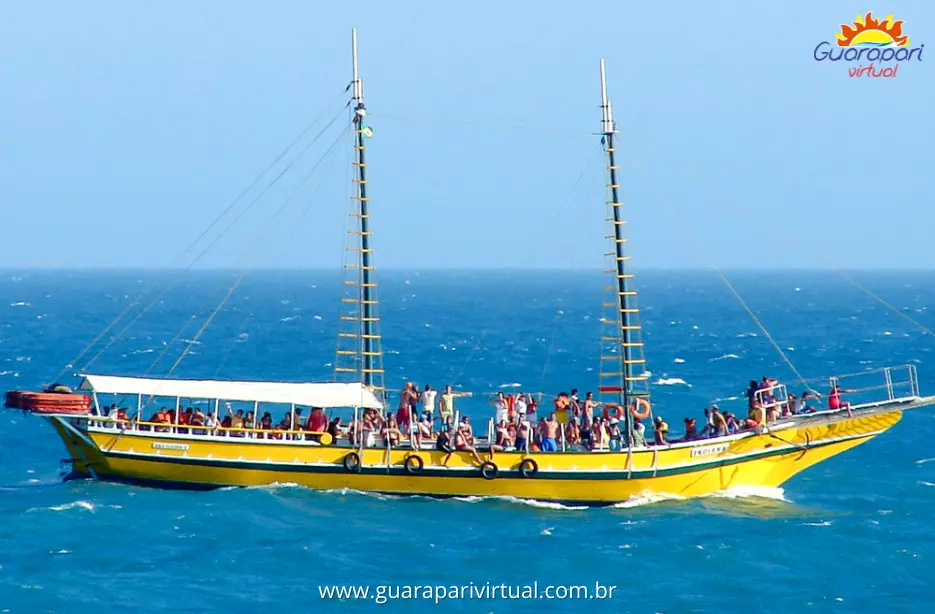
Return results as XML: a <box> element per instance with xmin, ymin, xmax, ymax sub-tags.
<box><xmin>836</xmin><ymin>12</ymin><xmax>910</xmax><ymax>47</ymax></box>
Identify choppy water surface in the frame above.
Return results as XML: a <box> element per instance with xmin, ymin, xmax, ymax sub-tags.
<box><xmin>1</xmin><ymin>270</ymin><xmax>933</xmax><ymax>612</ymax></box>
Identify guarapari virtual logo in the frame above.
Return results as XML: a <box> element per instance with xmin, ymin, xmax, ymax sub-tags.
<box><xmin>814</xmin><ymin>11</ymin><xmax>923</xmax><ymax>78</ymax></box>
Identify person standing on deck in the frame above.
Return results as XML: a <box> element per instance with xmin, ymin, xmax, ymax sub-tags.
<box><xmin>569</xmin><ymin>389</ymin><xmax>581</xmax><ymax>422</ymax></box>
<box><xmin>583</xmin><ymin>391</ymin><xmax>601</xmax><ymax>427</ymax></box>
<box><xmin>491</xmin><ymin>392</ymin><xmax>509</xmax><ymax>424</ymax></box>
<box><xmin>541</xmin><ymin>413</ymin><xmax>560</xmax><ymax>451</ymax></box>
<box><xmin>420</xmin><ymin>384</ymin><xmax>437</xmax><ymax>421</ymax></box>
<box><xmin>554</xmin><ymin>392</ymin><xmax>571</xmax><ymax>425</ymax></box>
<box><xmin>438</xmin><ymin>385</ymin><xmax>472</xmax><ymax>427</ymax></box>
<box><xmin>397</xmin><ymin>382</ymin><xmax>418</xmax><ymax>433</ymax></box>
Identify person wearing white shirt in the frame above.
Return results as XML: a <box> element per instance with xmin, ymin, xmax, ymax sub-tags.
<box><xmin>420</xmin><ymin>384</ymin><xmax>438</xmax><ymax>419</ymax></box>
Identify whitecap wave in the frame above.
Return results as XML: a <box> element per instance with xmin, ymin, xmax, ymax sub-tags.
<box><xmin>29</xmin><ymin>500</ymin><xmax>96</xmax><ymax>513</ymax></box>
<box><xmin>655</xmin><ymin>377</ymin><xmax>690</xmax><ymax>387</ymax></box>
<box><xmin>498</xmin><ymin>382</ymin><xmax>522</xmax><ymax>389</ymax></box>
<box><xmin>915</xmin><ymin>458</ymin><xmax>935</xmax><ymax>465</ymax></box>
<box><xmin>673</xmin><ymin>358</ymin><xmax>685</xmax><ymax>364</ymax></box>
<box><xmin>540</xmin><ymin>527</ymin><xmax>554</xmax><ymax>536</ymax></box>
<box><xmin>9</xmin><ymin>301</ymin><xmax>29</xmax><ymax>307</ymax></box>
<box><xmin>801</xmin><ymin>520</ymin><xmax>832</xmax><ymax>527</ymax></box>
<box><xmin>280</xmin><ymin>315</ymin><xmax>300</xmax><ymax>322</ymax></box>
<box><xmin>710</xmin><ymin>353</ymin><xmax>740</xmax><ymax>361</ymax></box>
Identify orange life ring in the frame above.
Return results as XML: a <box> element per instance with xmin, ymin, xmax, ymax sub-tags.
<box><xmin>603</xmin><ymin>404</ymin><xmax>623</xmax><ymax>420</ymax></box>
<box><xmin>629</xmin><ymin>398</ymin><xmax>651</xmax><ymax>420</ymax></box>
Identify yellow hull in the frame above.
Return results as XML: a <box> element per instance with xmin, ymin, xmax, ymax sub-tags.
<box><xmin>49</xmin><ymin>409</ymin><xmax>901</xmax><ymax>504</ymax></box>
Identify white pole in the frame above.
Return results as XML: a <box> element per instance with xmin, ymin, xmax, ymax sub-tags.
<box><xmin>599</xmin><ymin>58</ymin><xmax>613</xmax><ymax>135</ymax></box>
<box><xmin>351</xmin><ymin>28</ymin><xmax>363</xmax><ymax>104</ymax></box>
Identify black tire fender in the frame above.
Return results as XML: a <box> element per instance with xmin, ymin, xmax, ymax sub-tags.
<box><xmin>519</xmin><ymin>457</ymin><xmax>539</xmax><ymax>478</ymax></box>
<box><xmin>480</xmin><ymin>461</ymin><xmax>499</xmax><ymax>480</ymax></box>
<box><xmin>404</xmin><ymin>454</ymin><xmax>424</xmax><ymax>474</ymax></box>
<box><xmin>342</xmin><ymin>452</ymin><xmax>361</xmax><ymax>473</ymax></box>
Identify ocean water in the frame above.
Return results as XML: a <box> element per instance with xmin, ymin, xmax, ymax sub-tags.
<box><xmin>1</xmin><ymin>269</ymin><xmax>934</xmax><ymax>613</ymax></box>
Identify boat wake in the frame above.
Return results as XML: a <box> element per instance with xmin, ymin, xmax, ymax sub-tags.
<box><xmin>613</xmin><ymin>486</ymin><xmax>787</xmax><ymax>509</ymax></box>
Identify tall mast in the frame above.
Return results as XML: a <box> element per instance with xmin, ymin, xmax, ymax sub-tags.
<box><xmin>597</xmin><ymin>59</ymin><xmax>650</xmax><ymax>434</ymax></box>
<box><xmin>335</xmin><ymin>29</ymin><xmax>384</xmax><ymax>400</ymax></box>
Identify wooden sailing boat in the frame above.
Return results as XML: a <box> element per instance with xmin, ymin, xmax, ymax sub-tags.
<box><xmin>5</xmin><ymin>31</ymin><xmax>933</xmax><ymax>504</ymax></box>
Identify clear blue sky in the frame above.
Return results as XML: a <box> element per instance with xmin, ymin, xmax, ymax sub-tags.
<box><xmin>1</xmin><ymin>1</ymin><xmax>932</xmax><ymax>269</ymax></box>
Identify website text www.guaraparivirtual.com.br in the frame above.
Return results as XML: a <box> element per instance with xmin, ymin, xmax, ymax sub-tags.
<box><xmin>319</xmin><ymin>581</ymin><xmax>618</xmax><ymax>605</ymax></box>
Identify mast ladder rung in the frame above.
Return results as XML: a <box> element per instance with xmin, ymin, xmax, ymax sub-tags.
<box><xmin>353</xmin><ymin>162</ymin><xmax>367</xmax><ymax>167</ymax></box>
<box><xmin>615</xmin><ymin>273</ymin><xmax>634</xmax><ymax>278</ymax></box>
<box><xmin>333</xmin><ymin>368</ymin><xmax>357</xmax><ymax>373</ymax></box>
<box><xmin>624</xmin><ymin>359</ymin><xmax>646</xmax><ymax>365</ymax></box>
<box><xmin>621</xmin><ymin>342</ymin><xmax>644</xmax><ymax>347</ymax></box>
<box><xmin>600</xmin><ymin>356</ymin><xmax>621</xmax><ymax>360</ymax></box>
<box><xmin>343</xmin><ymin>280</ymin><xmax>358</xmax><ymax>285</ymax></box>
<box><xmin>361</xmin><ymin>351</ymin><xmax>382</xmax><ymax>356</ymax></box>
<box><xmin>619</xmin><ymin>291</ymin><xmax>637</xmax><ymax>296</ymax></box>
<box><xmin>341</xmin><ymin>298</ymin><xmax>358</xmax><ymax>303</ymax></box>
<box><xmin>361</xmin><ymin>300</ymin><xmax>378</xmax><ymax>304</ymax></box>
<box><xmin>346</xmin><ymin>248</ymin><xmax>374</xmax><ymax>253</ymax></box>
<box><xmin>620</xmin><ymin>308</ymin><xmax>639</xmax><ymax>313</ymax></box>
<box><xmin>340</xmin><ymin>316</ymin><xmax>359</xmax><ymax>321</ymax></box>
<box><xmin>625</xmin><ymin>376</ymin><xmax>650</xmax><ymax>382</ymax></box>
<box><xmin>608</xmin><ymin>165</ymin><xmax>619</xmax><ymax>170</ymax></box>
<box><xmin>601</xmin><ymin>336</ymin><xmax>624</xmax><ymax>341</ymax></box>
<box><xmin>348</xmin><ymin>213</ymin><xmax>371</xmax><ymax>218</ymax></box>
<box><xmin>607</xmin><ymin>184</ymin><xmax>620</xmax><ymax>188</ymax></box>
<box><xmin>362</xmin><ymin>334</ymin><xmax>381</xmax><ymax>339</ymax></box>
<box><xmin>337</xmin><ymin>333</ymin><xmax>358</xmax><ymax>338</ymax></box>
<box><xmin>350</xmin><ymin>196</ymin><xmax>369</xmax><ymax>201</ymax></box>
<box><xmin>361</xmin><ymin>368</ymin><xmax>384</xmax><ymax>373</ymax></box>
<box><xmin>361</xmin><ymin>317</ymin><xmax>379</xmax><ymax>322</ymax></box>
<box><xmin>605</xmin><ymin>220</ymin><xmax>627</xmax><ymax>225</ymax></box>
<box><xmin>347</xmin><ymin>231</ymin><xmax>372</xmax><ymax>236</ymax></box>
<box><xmin>621</xmin><ymin>325</ymin><xmax>641</xmax><ymax>330</ymax></box>
<box><xmin>361</xmin><ymin>283</ymin><xmax>376</xmax><ymax>287</ymax></box>
<box><xmin>601</xmin><ymin>372</ymin><xmax>624</xmax><ymax>377</ymax></box>
<box><xmin>336</xmin><ymin>350</ymin><xmax>357</xmax><ymax>356</ymax></box>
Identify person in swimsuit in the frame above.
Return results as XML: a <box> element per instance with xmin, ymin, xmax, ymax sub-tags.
<box><xmin>515</xmin><ymin>419</ymin><xmax>529</xmax><ymax>452</ymax></box>
<box><xmin>828</xmin><ymin>381</ymin><xmax>854</xmax><ymax>416</ymax></box>
<box><xmin>382</xmin><ymin>414</ymin><xmax>401</xmax><ymax>447</ymax></box>
<box><xmin>397</xmin><ymin>383</ymin><xmax>418</xmax><ymax>434</ymax></box>
<box><xmin>541</xmin><ymin>413</ymin><xmax>559</xmax><ymax>452</ymax></box>
<box><xmin>583</xmin><ymin>392</ymin><xmax>601</xmax><ymax>428</ymax></box>
<box><xmin>454</xmin><ymin>426</ymin><xmax>484</xmax><ymax>465</ymax></box>
<box><xmin>565</xmin><ymin>420</ymin><xmax>580</xmax><ymax>447</ymax></box>
<box><xmin>711</xmin><ymin>406</ymin><xmax>728</xmax><ymax>437</ymax></box>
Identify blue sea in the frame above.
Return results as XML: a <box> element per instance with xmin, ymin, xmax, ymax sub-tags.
<box><xmin>1</xmin><ymin>270</ymin><xmax>934</xmax><ymax>613</ymax></box>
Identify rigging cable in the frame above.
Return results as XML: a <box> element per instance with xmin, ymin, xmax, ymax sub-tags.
<box><xmin>160</xmin><ymin>121</ymin><xmax>353</xmax><ymax>380</ymax></box>
<box><xmin>625</xmin><ymin>131</ymin><xmax>935</xmax><ymax>341</ymax></box>
<box><xmin>621</xmin><ymin>150</ymin><xmax>812</xmax><ymax>391</ymax></box>
<box><xmin>536</xmin><ymin>144</ymin><xmax>601</xmax><ymax>392</ymax></box>
<box><xmin>57</xmin><ymin>89</ymin><xmax>349</xmax><ymax>382</ymax></box>
<box><xmin>80</xmin><ymin>106</ymin><xmax>348</xmax><ymax>374</ymax></box>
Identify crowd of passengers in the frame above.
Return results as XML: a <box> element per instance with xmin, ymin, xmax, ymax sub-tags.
<box><xmin>96</xmin><ymin>377</ymin><xmax>854</xmax><ymax>453</ymax></box>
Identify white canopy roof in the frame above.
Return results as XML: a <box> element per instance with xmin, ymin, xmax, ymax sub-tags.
<box><xmin>78</xmin><ymin>374</ymin><xmax>383</xmax><ymax>409</ymax></box>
